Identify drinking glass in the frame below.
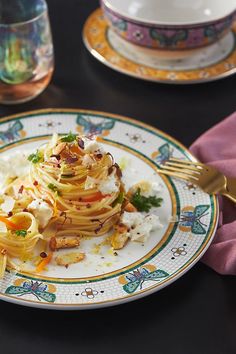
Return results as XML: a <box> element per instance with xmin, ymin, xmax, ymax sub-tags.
<box><xmin>0</xmin><ymin>0</ymin><xmax>54</xmax><ymax>104</ymax></box>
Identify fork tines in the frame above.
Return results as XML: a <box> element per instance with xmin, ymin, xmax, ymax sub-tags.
<box><xmin>158</xmin><ymin>158</ymin><xmax>203</xmax><ymax>182</ymax></box>
<box><xmin>168</xmin><ymin>158</ymin><xmax>203</xmax><ymax>167</ymax></box>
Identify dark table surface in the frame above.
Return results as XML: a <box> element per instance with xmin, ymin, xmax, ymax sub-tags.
<box><xmin>0</xmin><ymin>1</ymin><xmax>236</xmax><ymax>354</ymax></box>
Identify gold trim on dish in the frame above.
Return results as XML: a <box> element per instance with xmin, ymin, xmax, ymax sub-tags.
<box><xmin>82</xmin><ymin>8</ymin><xmax>236</xmax><ymax>84</ymax></box>
<box><xmin>0</xmin><ymin>107</ymin><xmax>200</xmax><ymax>161</ymax></box>
<box><xmin>0</xmin><ymin>109</ymin><xmax>218</xmax><ymax>309</ymax></box>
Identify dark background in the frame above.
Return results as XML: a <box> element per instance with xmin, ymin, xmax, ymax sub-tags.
<box><xmin>0</xmin><ymin>1</ymin><xmax>236</xmax><ymax>354</ymax></box>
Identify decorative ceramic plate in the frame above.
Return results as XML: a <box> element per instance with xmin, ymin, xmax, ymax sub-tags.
<box><xmin>83</xmin><ymin>8</ymin><xmax>236</xmax><ymax>84</ymax></box>
<box><xmin>0</xmin><ymin>109</ymin><xmax>218</xmax><ymax>309</ymax></box>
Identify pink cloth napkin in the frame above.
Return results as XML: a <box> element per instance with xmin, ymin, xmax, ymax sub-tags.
<box><xmin>190</xmin><ymin>111</ymin><xmax>236</xmax><ymax>275</ymax></box>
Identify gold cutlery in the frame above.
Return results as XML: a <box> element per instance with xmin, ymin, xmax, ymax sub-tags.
<box><xmin>158</xmin><ymin>158</ymin><xmax>236</xmax><ymax>203</ymax></box>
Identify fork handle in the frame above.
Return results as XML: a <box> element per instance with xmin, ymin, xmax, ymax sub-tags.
<box><xmin>221</xmin><ymin>177</ymin><xmax>236</xmax><ymax>203</ymax></box>
<box><xmin>222</xmin><ymin>193</ymin><xmax>236</xmax><ymax>203</ymax></box>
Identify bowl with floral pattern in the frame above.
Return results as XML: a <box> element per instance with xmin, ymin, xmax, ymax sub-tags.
<box><xmin>101</xmin><ymin>0</ymin><xmax>236</xmax><ymax>50</ymax></box>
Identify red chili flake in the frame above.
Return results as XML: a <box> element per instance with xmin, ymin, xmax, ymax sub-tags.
<box><xmin>23</xmin><ymin>208</ymin><xmax>28</xmax><ymax>212</ymax></box>
<box><xmin>114</xmin><ymin>163</ymin><xmax>122</xmax><ymax>178</ymax></box>
<box><xmin>40</xmin><ymin>252</ymin><xmax>47</xmax><ymax>258</ymax></box>
<box><xmin>50</xmin><ymin>154</ymin><xmax>61</xmax><ymax>161</ymax></box>
<box><xmin>95</xmin><ymin>227</ymin><xmax>101</xmax><ymax>234</ymax></box>
<box><xmin>86</xmin><ymin>204</ymin><xmax>91</xmax><ymax>209</ymax></box>
<box><xmin>8</xmin><ymin>212</ymin><xmax>13</xmax><ymax>217</ymax></box>
<box><xmin>57</xmin><ymin>164</ymin><xmax>61</xmax><ymax>168</ymax></box>
<box><xmin>96</xmin><ymin>153</ymin><xmax>103</xmax><ymax>159</ymax></box>
<box><xmin>18</xmin><ymin>185</ymin><xmax>24</xmax><ymax>194</ymax></box>
<box><xmin>33</xmin><ymin>181</ymin><xmax>38</xmax><ymax>186</ymax></box>
<box><xmin>65</xmin><ymin>156</ymin><xmax>78</xmax><ymax>164</ymax></box>
<box><xmin>108</xmin><ymin>166</ymin><xmax>114</xmax><ymax>175</ymax></box>
<box><xmin>78</xmin><ymin>139</ymin><xmax>84</xmax><ymax>149</ymax></box>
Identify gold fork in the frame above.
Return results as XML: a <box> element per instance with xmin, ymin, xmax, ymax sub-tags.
<box><xmin>158</xmin><ymin>158</ymin><xmax>236</xmax><ymax>203</ymax></box>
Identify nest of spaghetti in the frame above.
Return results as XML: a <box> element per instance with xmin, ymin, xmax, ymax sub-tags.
<box><xmin>0</xmin><ymin>133</ymin><xmax>163</xmax><ymax>275</ymax></box>
<box><xmin>28</xmin><ymin>133</ymin><xmax>124</xmax><ymax>237</ymax></box>
<box><xmin>0</xmin><ymin>133</ymin><xmax>124</xmax><ymax>274</ymax></box>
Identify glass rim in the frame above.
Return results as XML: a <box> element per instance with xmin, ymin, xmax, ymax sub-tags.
<box><xmin>0</xmin><ymin>0</ymin><xmax>48</xmax><ymax>27</ymax></box>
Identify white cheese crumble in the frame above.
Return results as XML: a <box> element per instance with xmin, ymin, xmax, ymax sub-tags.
<box><xmin>84</xmin><ymin>176</ymin><xmax>98</xmax><ymax>190</ymax></box>
<box><xmin>28</xmin><ymin>199</ymin><xmax>53</xmax><ymax>228</ymax></box>
<box><xmin>130</xmin><ymin>180</ymin><xmax>162</xmax><ymax>198</ymax></box>
<box><xmin>83</xmin><ymin>137</ymin><xmax>104</xmax><ymax>154</ymax></box>
<box><xmin>142</xmin><ymin>181</ymin><xmax>162</xmax><ymax>197</ymax></box>
<box><xmin>81</xmin><ymin>154</ymin><xmax>95</xmax><ymax>167</ymax></box>
<box><xmin>0</xmin><ymin>151</ymin><xmax>30</xmax><ymax>191</ymax></box>
<box><xmin>99</xmin><ymin>173</ymin><xmax>119</xmax><ymax>194</ymax></box>
<box><xmin>121</xmin><ymin>211</ymin><xmax>163</xmax><ymax>242</ymax></box>
<box><xmin>84</xmin><ymin>173</ymin><xmax>119</xmax><ymax>194</ymax></box>
<box><xmin>0</xmin><ymin>196</ymin><xmax>15</xmax><ymax>213</ymax></box>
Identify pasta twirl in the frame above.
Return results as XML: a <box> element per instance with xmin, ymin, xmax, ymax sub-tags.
<box><xmin>0</xmin><ymin>133</ymin><xmax>124</xmax><ymax>276</ymax></box>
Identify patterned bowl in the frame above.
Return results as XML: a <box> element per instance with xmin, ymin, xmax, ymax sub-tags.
<box><xmin>101</xmin><ymin>0</ymin><xmax>236</xmax><ymax>50</ymax></box>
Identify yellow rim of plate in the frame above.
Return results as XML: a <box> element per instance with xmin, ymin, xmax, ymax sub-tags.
<box><xmin>0</xmin><ymin>108</ymin><xmax>218</xmax><ymax>308</ymax></box>
<box><xmin>83</xmin><ymin>8</ymin><xmax>236</xmax><ymax>84</ymax></box>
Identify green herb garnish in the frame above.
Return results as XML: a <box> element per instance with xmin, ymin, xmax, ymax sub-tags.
<box><xmin>48</xmin><ymin>183</ymin><xmax>61</xmax><ymax>196</ymax></box>
<box><xmin>131</xmin><ymin>188</ymin><xmax>163</xmax><ymax>212</ymax></box>
<box><xmin>112</xmin><ymin>192</ymin><xmax>124</xmax><ymax>207</ymax></box>
<box><xmin>60</xmin><ymin>132</ymin><xmax>77</xmax><ymax>142</ymax></box>
<box><xmin>15</xmin><ymin>229</ymin><xmax>27</xmax><ymax>237</ymax></box>
<box><xmin>28</xmin><ymin>151</ymin><xmax>43</xmax><ymax>164</ymax></box>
